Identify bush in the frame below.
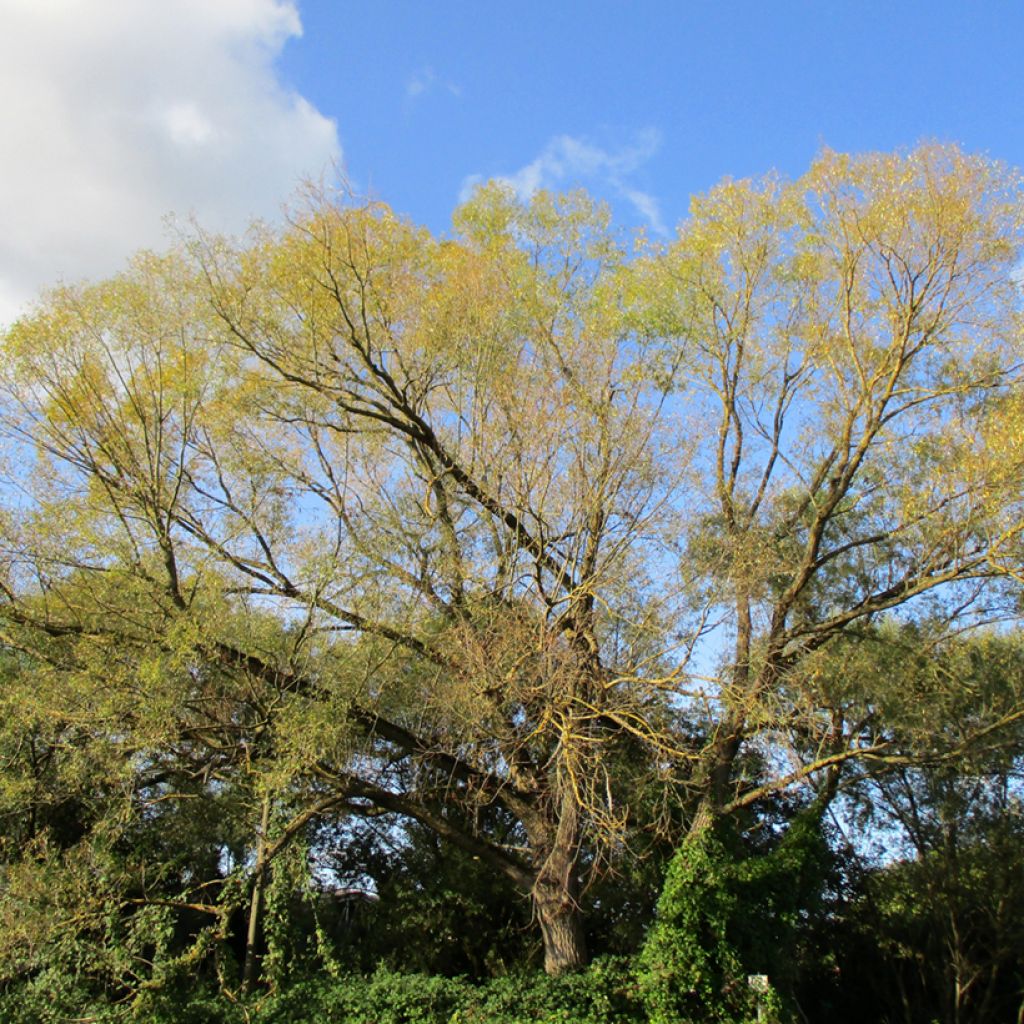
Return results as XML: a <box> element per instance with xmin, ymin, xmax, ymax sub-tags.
<box><xmin>257</xmin><ymin>959</ymin><xmax>640</xmax><ymax>1024</ymax></box>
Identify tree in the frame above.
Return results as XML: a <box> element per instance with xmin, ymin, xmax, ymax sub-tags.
<box><xmin>0</xmin><ymin>586</ymin><xmax>357</xmax><ymax>1006</ymax></box>
<box><xmin>1</xmin><ymin>144</ymin><xmax>1022</xmax><ymax>982</ymax></box>
<box><xmin>636</xmin><ymin>145</ymin><xmax>1024</xmax><ymax>825</ymax></box>
<box><xmin>849</xmin><ymin>776</ymin><xmax>1024</xmax><ymax>1024</ymax></box>
<box><xmin>824</xmin><ymin>630</ymin><xmax>1024</xmax><ymax>1024</ymax></box>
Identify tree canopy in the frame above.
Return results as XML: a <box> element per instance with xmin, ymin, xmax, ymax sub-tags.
<box><xmin>1</xmin><ymin>143</ymin><xmax>1023</xmax><ymax>1021</ymax></box>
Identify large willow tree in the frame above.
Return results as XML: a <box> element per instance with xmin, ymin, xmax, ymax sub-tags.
<box><xmin>1</xmin><ymin>144</ymin><xmax>1022</xmax><ymax>979</ymax></box>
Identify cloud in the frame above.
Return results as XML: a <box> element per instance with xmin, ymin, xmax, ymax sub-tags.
<box><xmin>460</xmin><ymin>129</ymin><xmax>665</xmax><ymax>234</ymax></box>
<box><xmin>0</xmin><ymin>0</ymin><xmax>342</xmax><ymax>326</ymax></box>
<box><xmin>406</xmin><ymin>65</ymin><xmax>461</xmax><ymax>100</ymax></box>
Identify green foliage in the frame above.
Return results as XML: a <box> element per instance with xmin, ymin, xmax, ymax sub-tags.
<box><xmin>179</xmin><ymin>959</ymin><xmax>639</xmax><ymax>1024</ymax></box>
<box><xmin>638</xmin><ymin>826</ymin><xmax>769</xmax><ymax>1024</ymax></box>
<box><xmin>258</xmin><ymin>969</ymin><xmax>471</xmax><ymax>1024</ymax></box>
<box><xmin>0</xmin><ymin>979</ymin><xmax>123</xmax><ymax>1024</ymax></box>
<box><xmin>2</xmin><ymin>145</ymin><xmax>1024</xmax><ymax>1020</ymax></box>
<box><xmin>317</xmin><ymin>818</ymin><xmax>534</xmax><ymax>978</ymax></box>
<box><xmin>445</xmin><ymin>957</ymin><xmax>639</xmax><ymax>1024</ymax></box>
<box><xmin>0</xmin><ymin>961</ymin><xmax>641</xmax><ymax>1024</ymax></box>
<box><xmin>831</xmin><ymin>777</ymin><xmax>1024</xmax><ymax>1024</ymax></box>
<box><xmin>637</xmin><ymin>809</ymin><xmax>834</xmax><ymax>1024</ymax></box>
<box><xmin>726</xmin><ymin>808</ymin><xmax>836</xmax><ymax>1000</ymax></box>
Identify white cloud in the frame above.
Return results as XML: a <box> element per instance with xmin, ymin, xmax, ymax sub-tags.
<box><xmin>460</xmin><ymin>129</ymin><xmax>665</xmax><ymax>234</ymax></box>
<box><xmin>0</xmin><ymin>0</ymin><xmax>342</xmax><ymax>326</ymax></box>
<box><xmin>163</xmin><ymin>103</ymin><xmax>217</xmax><ymax>148</ymax></box>
<box><xmin>406</xmin><ymin>65</ymin><xmax>461</xmax><ymax>100</ymax></box>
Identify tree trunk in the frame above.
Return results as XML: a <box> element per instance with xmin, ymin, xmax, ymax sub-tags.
<box><xmin>242</xmin><ymin>795</ymin><xmax>271</xmax><ymax>995</ymax></box>
<box><xmin>534</xmin><ymin>872</ymin><xmax>588</xmax><ymax>976</ymax></box>
<box><xmin>531</xmin><ymin>789</ymin><xmax>588</xmax><ymax>976</ymax></box>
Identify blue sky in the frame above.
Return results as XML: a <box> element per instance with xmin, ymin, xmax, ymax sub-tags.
<box><xmin>278</xmin><ymin>1</ymin><xmax>1024</xmax><ymax>234</ymax></box>
<box><xmin>2</xmin><ymin>0</ymin><xmax>1023</xmax><ymax>322</ymax></box>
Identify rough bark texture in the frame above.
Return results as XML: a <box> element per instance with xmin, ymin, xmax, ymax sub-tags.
<box><xmin>534</xmin><ymin>873</ymin><xmax>588</xmax><ymax>976</ymax></box>
<box><xmin>531</xmin><ymin>790</ymin><xmax>588</xmax><ymax>975</ymax></box>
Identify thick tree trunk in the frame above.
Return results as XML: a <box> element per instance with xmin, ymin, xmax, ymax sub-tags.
<box><xmin>530</xmin><ymin>789</ymin><xmax>588</xmax><ymax>976</ymax></box>
<box><xmin>535</xmin><ymin>879</ymin><xmax>588</xmax><ymax>976</ymax></box>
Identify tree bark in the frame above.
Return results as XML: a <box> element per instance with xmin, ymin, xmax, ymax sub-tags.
<box><xmin>535</xmin><ymin>882</ymin><xmax>588</xmax><ymax>976</ymax></box>
<box><xmin>530</xmin><ymin>790</ymin><xmax>588</xmax><ymax>976</ymax></box>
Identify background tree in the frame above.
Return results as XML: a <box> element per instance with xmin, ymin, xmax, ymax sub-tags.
<box><xmin>823</xmin><ymin>630</ymin><xmax>1024</xmax><ymax>1024</ymax></box>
